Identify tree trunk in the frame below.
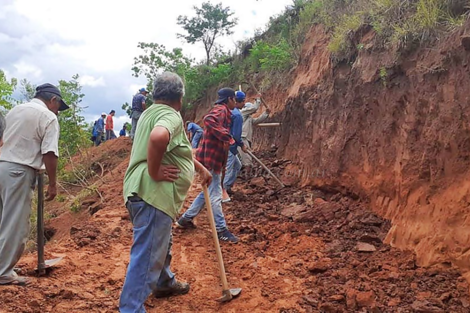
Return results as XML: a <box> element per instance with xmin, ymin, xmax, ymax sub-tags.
<box><xmin>205</xmin><ymin>48</ymin><xmax>210</xmax><ymax>66</ymax></box>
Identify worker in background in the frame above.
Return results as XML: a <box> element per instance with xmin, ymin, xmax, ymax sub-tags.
<box><xmin>120</xmin><ymin>72</ymin><xmax>211</xmax><ymax>312</ymax></box>
<box><xmin>130</xmin><ymin>87</ymin><xmax>148</xmax><ymax>140</ymax></box>
<box><xmin>185</xmin><ymin>121</ymin><xmax>203</xmax><ymax>149</ymax></box>
<box><xmin>0</xmin><ymin>83</ymin><xmax>69</xmax><ymax>286</ymax></box>
<box><xmin>222</xmin><ymin>91</ymin><xmax>247</xmax><ymax>202</ymax></box>
<box><xmin>238</xmin><ymin>95</ymin><xmax>270</xmax><ymax>176</ymax></box>
<box><xmin>95</xmin><ymin>112</ymin><xmax>106</xmax><ymax>146</ymax></box>
<box><xmin>105</xmin><ymin>110</ymin><xmax>116</xmax><ymax>140</ymax></box>
<box><xmin>119</xmin><ymin>124</ymin><xmax>127</xmax><ymax>137</ymax></box>
<box><xmin>177</xmin><ymin>88</ymin><xmax>239</xmax><ymax>243</ymax></box>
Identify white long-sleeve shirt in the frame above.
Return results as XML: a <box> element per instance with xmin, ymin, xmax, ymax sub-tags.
<box><xmin>240</xmin><ymin>98</ymin><xmax>269</xmax><ymax>142</ymax></box>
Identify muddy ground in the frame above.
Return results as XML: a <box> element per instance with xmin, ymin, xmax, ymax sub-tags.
<box><xmin>0</xmin><ymin>138</ymin><xmax>469</xmax><ymax>312</ymax></box>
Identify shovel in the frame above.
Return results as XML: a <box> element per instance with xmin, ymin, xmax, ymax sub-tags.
<box><xmin>202</xmin><ymin>185</ymin><xmax>241</xmax><ymax>302</ymax></box>
<box><xmin>247</xmin><ymin>150</ymin><xmax>285</xmax><ymax>188</ymax></box>
<box><xmin>36</xmin><ymin>172</ymin><xmax>63</xmax><ymax>276</ymax></box>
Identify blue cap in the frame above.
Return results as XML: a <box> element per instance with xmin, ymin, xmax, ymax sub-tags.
<box><xmin>139</xmin><ymin>87</ymin><xmax>148</xmax><ymax>93</ymax></box>
<box><xmin>235</xmin><ymin>91</ymin><xmax>246</xmax><ymax>100</ymax></box>
<box><xmin>215</xmin><ymin>87</ymin><xmax>235</xmax><ymax>104</ymax></box>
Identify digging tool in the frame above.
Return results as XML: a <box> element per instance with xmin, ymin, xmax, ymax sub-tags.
<box><xmin>203</xmin><ymin>185</ymin><xmax>242</xmax><ymax>302</ymax></box>
<box><xmin>257</xmin><ymin>123</ymin><xmax>281</xmax><ymax>127</ymax></box>
<box><xmin>36</xmin><ymin>172</ymin><xmax>63</xmax><ymax>276</ymax></box>
<box><xmin>243</xmin><ymin>80</ymin><xmax>269</xmax><ymax>109</ymax></box>
<box><xmin>247</xmin><ymin>150</ymin><xmax>285</xmax><ymax>188</ymax></box>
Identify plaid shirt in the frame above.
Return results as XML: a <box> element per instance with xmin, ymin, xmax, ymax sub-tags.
<box><xmin>196</xmin><ymin>104</ymin><xmax>233</xmax><ymax>174</ymax></box>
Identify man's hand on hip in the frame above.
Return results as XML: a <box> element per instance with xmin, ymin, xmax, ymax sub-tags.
<box><xmin>156</xmin><ymin>165</ymin><xmax>180</xmax><ymax>182</ymax></box>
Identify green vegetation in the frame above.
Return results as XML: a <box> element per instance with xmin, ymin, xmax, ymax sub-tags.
<box><xmin>130</xmin><ymin>0</ymin><xmax>469</xmax><ymax>109</ymax></box>
<box><xmin>177</xmin><ymin>2</ymin><xmax>238</xmax><ymax>65</ymax></box>
<box><xmin>0</xmin><ymin>72</ymin><xmax>91</xmax><ymax>175</ymax></box>
<box><xmin>0</xmin><ymin>70</ymin><xmax>17</xmax><ymax>113</ymax></box>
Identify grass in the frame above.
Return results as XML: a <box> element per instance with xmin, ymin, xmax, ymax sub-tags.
<box><xmin>281</xmin><ymin>0</ymin><xmax>470</xmax><ymax>57</ymax></box>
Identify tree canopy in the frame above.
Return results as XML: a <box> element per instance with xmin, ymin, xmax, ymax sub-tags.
<box><xmin>177</xmin><ymin>2</ymin><xmax>237</xmax><ymax>65</ymax></box>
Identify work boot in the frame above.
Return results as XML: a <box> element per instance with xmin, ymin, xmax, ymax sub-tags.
<box><xmin>153</xmin><ymin>280</ymin><xmax>190</xmax><ymax>298</ymax></box>
<box><xmin>217</xmin><ymin>229</ymin><xmax>239</xmax><ymax>243</ymax></box>
<box><xmin>176</xmin><ymin>216</ymin><xmax>196</xmax><ymax>229</ymax></box>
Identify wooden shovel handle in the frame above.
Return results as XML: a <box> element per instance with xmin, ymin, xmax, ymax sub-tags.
<box><xmin>203</xmin><ymin>185</ymin><xmax>230</xmax><ymax>290</ymax></box>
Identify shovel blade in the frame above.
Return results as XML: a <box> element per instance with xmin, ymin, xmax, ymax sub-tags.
<box><xmin>45</xmin><ymin>257</ymin><xmax>63</xmax><ymax>268</ymax></box>
<box><xmin>217</xmin><ymin>288</ymin><xmax>242</xmax><ymax>302</ymax></box>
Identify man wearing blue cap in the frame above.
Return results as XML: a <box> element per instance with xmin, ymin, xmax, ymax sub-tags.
<box><xmin>130</xmin><ymin>87</ymin><xmax>149</xmax><ymax>140</ymax></box>
<box><xmin>222</xmin><ymin>91</ymin><xmax>247</xmax><ymax>202</ymax></box>
<box><xmin>0</xmin><ymin>83</ymin><xmax>69</xmax><ymax>286</ymax></box>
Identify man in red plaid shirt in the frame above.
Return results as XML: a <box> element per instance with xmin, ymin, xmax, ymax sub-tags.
<box><xmin>177</xmin><ymin>88</ymin><xmax>239</xmax><ymax>243</ymax></box>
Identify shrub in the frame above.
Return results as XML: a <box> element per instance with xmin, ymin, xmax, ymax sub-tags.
<box><xmin>248</xmin><ymin>38</ymin><xmax>294</xmax><ymax>72</ymax></box>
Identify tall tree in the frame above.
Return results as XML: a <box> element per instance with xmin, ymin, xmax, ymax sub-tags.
<box><xmin>177</xmin><ymin>2</ymin><xmax>237</xmax><ymax>65</ymax></box>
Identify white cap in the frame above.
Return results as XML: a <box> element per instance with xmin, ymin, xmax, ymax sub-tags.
<box><xmin>101</xmin><ymin>112</ymin><xmax>107</xmax><ymax>116</ymax></box>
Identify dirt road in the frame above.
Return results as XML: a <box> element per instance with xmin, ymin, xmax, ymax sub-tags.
<box><xmin>0</xmin><ymin>138</ymin><xmax>468</xmax><ymax>312</ymax></box>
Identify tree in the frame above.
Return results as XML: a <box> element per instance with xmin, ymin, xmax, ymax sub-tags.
<box><xmin>57</xmin><ymin>74</ymin><xmax>89</xmax><ymax>170</ymax></box>
<box><xmin>132</xmin><ymin>42</ymin><xmax>193</xmax><ymax>84</ymax></box>
<box><xmin>131</xmin><ymin>42</ymin><xmax>199</xmax><ymax>110</ymax></box>
<box><xmin>0</xmin><ymin>70</ymin><xmax>17</xmax><ymax>113</ymax></box>
<box><xmin>177</xmin><ymin>2</ymin><xmax>237</xmax><ymax>65</ymax></box>
<box><xmin>19</xmin><ymin>79</ymin><xmax>36</xmax><ymax>102</ymax></box>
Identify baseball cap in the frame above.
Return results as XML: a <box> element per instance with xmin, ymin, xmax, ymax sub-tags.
<box><xmin>235</xmin><ymin>91</ymin><xmax>246</xmax><ymax>101</ymax></box>
<box><xmin>139</xmin><ymin>87</ymin><xmax>148</xmax><ymax>93</ymax></box>
<box><xmin>101</xmin><ymin>112</ymin><xmax>107</xmax><ymax>116</ymax></box>
<box><xmin>35</xmin><ymin>83</ymin><xmax>69</xmax><ymax>111</ymax></box>
<box><xmin>215</xmin><ymin>87</ymin><xmax>235</xmax><ymax>104</ymax></box>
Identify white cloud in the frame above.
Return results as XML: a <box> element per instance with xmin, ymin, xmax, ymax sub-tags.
<box><xmin>1</xmin><ymin>0</ymin><xmax>293</xmax><ymax>124</ymax></box>
<box><xmin>13</xmin><ymin>61</ymin><xmax>42</xmax><ymax>79</ymax></box>
<box><xmin>79</xmin><ymin>75</ymin><xmax>105</xmax><ymax>87</ymax></box>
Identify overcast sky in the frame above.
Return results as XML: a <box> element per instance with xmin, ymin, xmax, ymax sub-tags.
<box><xmin>0</xmin><ymin>0</ymin><xmax>292</xmax><ymax>133</ymax></box>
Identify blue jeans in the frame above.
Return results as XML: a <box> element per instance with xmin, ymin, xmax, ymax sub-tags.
<box><xmin>94</xmin><ymin>131</ymin><xmax>103</xmax><ymax>146</ymax></box>
<box><xmin>223</xmin><ymin>151</ymin><xmax>241</xmax><ymax>190</ymax></box>
<box><xmin>130</xmin><ymin>110</ymin><xmax>142</xmax><ymax>140</ymax></box>
<box><xmin>119</xmin><ymin>198</ymin><xmax>176</xmax><ymax>313</ymax></box>
<box><xmin>181</xmin><ymin>171</ymin><xmax>227</xmax><ymax>232</ymax></box>
<box><xmin>191</xmin><ymin>131</ymin><xmax>203</xmax><ymax>149</ymax></box>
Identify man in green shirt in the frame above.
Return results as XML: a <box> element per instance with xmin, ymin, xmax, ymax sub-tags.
<box><xmin>119</xmin><ymin>72</ymin><xmax>211</xmax><ymax>313</ymax></box>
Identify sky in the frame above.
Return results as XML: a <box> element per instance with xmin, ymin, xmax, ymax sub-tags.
<box><xmin>0</xmin><ymin>0</ymin><xmax>293</xmax><ymax>133</ymax></box>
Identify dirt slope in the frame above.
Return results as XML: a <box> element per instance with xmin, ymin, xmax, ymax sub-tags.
<box><xmin>1</xmin><ymin>138</ymin><xmax>469</xmax><ymax>312</ymax></box>
<box><xmin>202</xmin><ymin>22</ymin><xmax>470</xmax><ymax>284</ymax></box>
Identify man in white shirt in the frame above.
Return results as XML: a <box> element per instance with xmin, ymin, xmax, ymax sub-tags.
<box><xmin>0</xmin><ymin>83</ymin><xmax>69</xmax><ymax>286</ymax></box>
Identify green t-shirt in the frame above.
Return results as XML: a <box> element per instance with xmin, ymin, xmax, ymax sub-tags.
<box><xmin>123</xmin><ymin>104</ymin><xmax>194</xmax><ymax>219</ymax></box>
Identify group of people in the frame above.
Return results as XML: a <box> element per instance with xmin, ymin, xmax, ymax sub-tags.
<box><xmin>91</xmin><ymin>110</ymin><xmax>116</xmax><ymax>146</ymax></box>
<box><xmin>92</xmin><ymin>111</ymin><xmax>130</xmax><ymax>146</ymax></box>
<box><xmin>0</xmin><ymin>74</ymin><xmax>270</xmax><ymax>312</ymax></box>
<box><xmin>185</xmin><ymin>90</ymin><xmax>270</xmax><ymax>203</ymax></box>
<box><xmin>120</xmin><ymin>71</ymin><xmax>270</xmax><ymax>312</ymax></box>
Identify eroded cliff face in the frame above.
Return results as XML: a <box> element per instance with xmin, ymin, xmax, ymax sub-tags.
<box><xmin>190</xmin><ymin>22</ymin><xmax>470</xmax><ymax>281</ymax></box>
<box><xmin>254</xmin><ymin>23</ymin><xmax>470</xmax><ymax>281</ymax></box>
